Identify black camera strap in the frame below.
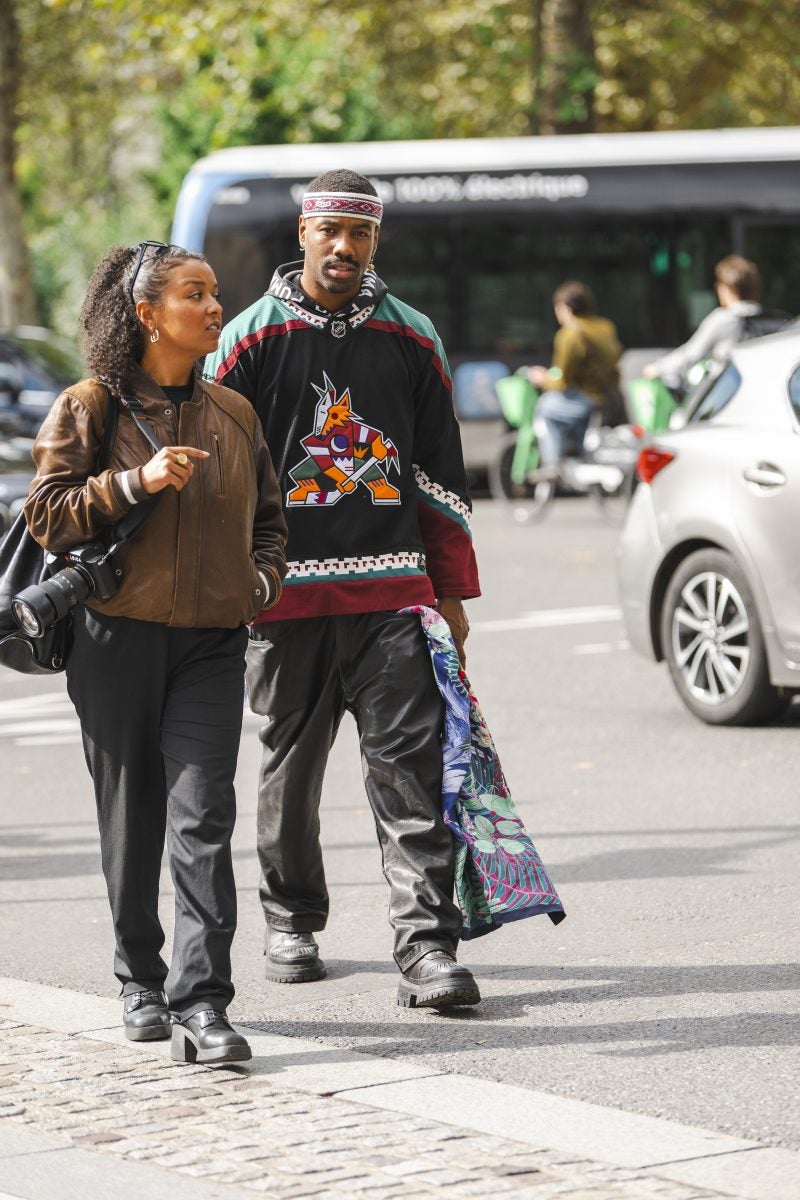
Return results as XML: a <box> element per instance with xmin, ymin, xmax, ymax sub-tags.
<box><xmin>119</xmin><ymin>394</ymin><xmax>165</xmax><ymax>455</ymax></box>
<box><xmin>102</xmin><ymin>393</ymin><xmax>165</xmax><ymax>556</ymax></box>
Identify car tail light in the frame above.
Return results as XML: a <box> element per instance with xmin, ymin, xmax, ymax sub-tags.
<box><xmin>636</xmin><ymin>446</ymin><xmax>675</xmax><ymax>484</ymax></box>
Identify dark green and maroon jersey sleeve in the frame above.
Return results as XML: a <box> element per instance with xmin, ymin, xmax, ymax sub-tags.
<box><xmin>370</xmin><ymin>297</ymin><xmax>480</xmax><ymax>601</ymax></box>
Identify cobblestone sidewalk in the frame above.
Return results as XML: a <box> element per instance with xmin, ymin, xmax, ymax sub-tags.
<box><xmin>0</xmin><ymin>1016</ymin><xmax>730</xmax><ymax>1200</ymax></box>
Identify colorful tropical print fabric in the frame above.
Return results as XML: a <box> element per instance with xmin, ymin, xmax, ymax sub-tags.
<box><xmin>402</xmin><ymin>604</ymin><xmax>566</xmax><ymax>940</ymax></box>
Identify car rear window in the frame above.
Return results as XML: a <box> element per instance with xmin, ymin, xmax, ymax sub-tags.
<box><xmin>686</xmin><ymin>363</ymin><xmax>742</xmax><ymax>423</ymax></box>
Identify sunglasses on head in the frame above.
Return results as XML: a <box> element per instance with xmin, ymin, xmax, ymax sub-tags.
<box><xmin>128</xmin><ymin>240</ymin><xmax>172</xmax><ymax>303</ymax></box>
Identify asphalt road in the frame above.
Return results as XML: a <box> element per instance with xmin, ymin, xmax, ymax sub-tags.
<box><xmin>1</xmin><ymin>496</ymin><xmax>798</xmax><ymax>1152</ymax></box>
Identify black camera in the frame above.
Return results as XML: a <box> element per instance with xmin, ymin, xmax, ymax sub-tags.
<box><xmin>11</xmin><ymin>542</ymin><xmax>121</xmax><ymax>639</ymax></box>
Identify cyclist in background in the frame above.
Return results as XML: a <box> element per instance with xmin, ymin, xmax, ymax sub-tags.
<box><xmin>642</xmin><ymin>255</ymin><xmax>762</xmax><ymax>395</ymax></box>
<box><xmin>528</xmin><ymin>280</ymin><xmax>622</xmax><ymax>467</ymax></box>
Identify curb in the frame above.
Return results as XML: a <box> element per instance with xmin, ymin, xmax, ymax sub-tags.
<box><xmin>2</xmin><ymin>976</ymin><xmax>800</xmax><ymax>1200</ymax></box>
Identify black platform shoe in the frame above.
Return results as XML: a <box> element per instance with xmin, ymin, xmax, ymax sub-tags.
<box><xmin>122</xmin><ymin>989</ymin><xmax>171</xmax><ymax>1041</ymax></box>
<box><xmin>397</xmin><ymin>950</ymin><xmax>481</xmax><ymax>1009</ymax></box>
<box><xmin>265</xmin><ymin>926</ymin><xmax>327</xmax><ymax>983</ymax></box>
<box><xmin>171</xmin><ymin>1010</ymin><xmax>252</xmax><ymax>1065</ymax></box>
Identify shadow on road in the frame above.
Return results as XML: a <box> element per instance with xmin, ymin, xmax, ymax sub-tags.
<box><xmin>2</xmin><ymin>823</ymin><xmax>798</xmax><ymax>883</ymax></box>
<box><xmin>245</xmin><ymin>960</ymin><xmax>800</xmax><ymax>1058</ymax></box>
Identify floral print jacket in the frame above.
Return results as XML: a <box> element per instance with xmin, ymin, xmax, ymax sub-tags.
<box><xmin>404</xmin><ymin>605</ymin><xmax>566</xmax><ymax>939</ymax></box>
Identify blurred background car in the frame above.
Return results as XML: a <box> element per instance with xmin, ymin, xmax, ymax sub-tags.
<box><xmin>617</xmin><ymin>326</ymin><xmax>800</xmax><ymax>725</ymax></box>
<box><xmin>0</xmin><ymin>326</ymin><xmax>83</xmax><ymax>439</ymax></box>
<box><xmin>0</xmin><ymin>327</ymin><xmax>81</xmax><ymax>539</ymax></box>
<box><xmin>0</xmin><ymin>435</ymin><xmax>36</xmax><ymax>538</ymax></box>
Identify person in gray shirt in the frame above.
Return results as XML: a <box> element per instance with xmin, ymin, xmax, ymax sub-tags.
<box><xmin>644</xmin><ymin>255</ymin><xmax>762</xmax><ymax>389</ymax></box>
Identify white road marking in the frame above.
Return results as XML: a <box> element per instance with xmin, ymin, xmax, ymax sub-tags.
<box><xmin>10</xmin><ymin>729</ymin><xmax>82</xmax><ymax>739</ymax></box>
<box><xmin>0</xmin><ymin>693</ymin><xmax>80</xmax><ymax>746</ymax></box>
<box><xmin>1</xmin><ymin>693</ymin><xmax>259</xmax><ymax>747</ymax></box>
<box><xmin>471</xmin><ymin>605</ymin><xmax>622</xmax><ymax>634</ymax></box>
<box><xmin>0</xmin><ymin>693</ymin><xmax>70</xmax><ymax>715</ymax></box>
<box><xmin>0</xmin><ymin>719</ymin><xmax>80</xmax><ymax>737</ymax></box>
<box><xmin>574</xmin><ymin>639</ymin><xmax>631</xmax><ymax>655</ymax></box>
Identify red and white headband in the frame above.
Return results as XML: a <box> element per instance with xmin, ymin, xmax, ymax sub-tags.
<box><xmin>301</xmin><ymin>191</ymin><xmax>383</xmax><ymax>225</ymax></box>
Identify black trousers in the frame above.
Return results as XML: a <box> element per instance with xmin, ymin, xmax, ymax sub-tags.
<box><xmin>245</xmin><ymin>611</ymin><xmax>462</xmax><ymax>970</ymax></box>
<box><xmin>66</xmin><ymin>607</ymin><xmax>247</xmax><ymax>1017</ymax></box>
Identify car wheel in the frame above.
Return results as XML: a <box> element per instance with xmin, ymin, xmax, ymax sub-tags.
<box><xmin>660</xmin><ymin>548</ymin><xmax>787</xmax><ymax>726</ymax></box>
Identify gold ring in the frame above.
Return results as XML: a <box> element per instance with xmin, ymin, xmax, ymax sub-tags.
<box><xmin>175</xmin><ymin>452</ymin><xmax>188</xmax><ymax>466</ymax></box>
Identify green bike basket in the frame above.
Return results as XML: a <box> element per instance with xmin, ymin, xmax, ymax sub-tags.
<box><xmin>627</xmin><ymin>377</ymin><xmax>677</xmax><ymax>434</ymax></box>
<box><xmin>495</xmin><ymin>374</ymin><xmax>537</xmax><ymax>429</ymax></box>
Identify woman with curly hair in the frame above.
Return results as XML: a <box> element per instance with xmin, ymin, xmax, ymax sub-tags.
<box><xmin>24</xmin><ymin>242</ymin><xmax>288</xmax><ymax>1065</ymax></box>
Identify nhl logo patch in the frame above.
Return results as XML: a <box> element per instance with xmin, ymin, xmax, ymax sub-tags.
<box><xmin>330</xmin><ymin>319</ymin><xmax>347</xmax><ymax>339</ymax></box>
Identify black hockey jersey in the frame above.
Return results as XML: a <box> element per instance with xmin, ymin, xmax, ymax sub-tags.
<box><xmin>205</xmin><ymin>263</ymin><xmax>480</xmax><ymax>622</ymax></box>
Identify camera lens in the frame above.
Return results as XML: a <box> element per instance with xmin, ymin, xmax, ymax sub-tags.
<box><xmin>11</xmin><ymin>566</ymin><xmax>93</xmax><ymax>636</ymax></box>
<box><xmin>11</xmin><ymin>597</ymin><xmax>44</xmax><ymax>637</ymax></box>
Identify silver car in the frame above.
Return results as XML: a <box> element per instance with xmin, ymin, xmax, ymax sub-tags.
<box><xmin>617</xmin><ymin>327</ymin><xmax>800</xmax><ymax>725</ymax></box>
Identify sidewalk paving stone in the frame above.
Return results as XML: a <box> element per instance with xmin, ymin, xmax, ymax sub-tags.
<box><xmin>0</xmin><ymin>1013</ymin><xmax>737</xmax><ymax>1200</ymax></box>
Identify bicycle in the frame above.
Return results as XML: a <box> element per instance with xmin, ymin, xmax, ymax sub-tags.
<box><xmin>488</xmin><ymin>370</ymin><xmax>644</xmax><ymax>526</ymax></box>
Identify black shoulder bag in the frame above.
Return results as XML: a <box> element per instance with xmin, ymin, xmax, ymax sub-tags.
<box><xmin>0</xmin><ymin>391</ymin><xmax>163</xmax><ymax>675</ymax></box>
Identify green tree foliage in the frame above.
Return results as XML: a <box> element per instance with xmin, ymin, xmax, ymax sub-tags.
<box><xmin>5</xmin><ymin>0</ymin><xmax>800</xmax><ymax>332</ymax></box>
<box><xmin>0</xmin><ymin>0</ymin><xmax>35</xmax><ymax>324</ymax></box>
<box><xmin>595</xmin><ymin>0</ymin><xmax>800</xmax><ymax>132</ymax></box>
<box><xmin>16</xmin><ymin>0</ymin><xmax>171</xmax><ymax>328</ymax></box>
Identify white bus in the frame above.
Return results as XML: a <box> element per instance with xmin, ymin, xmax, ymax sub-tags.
<box><xmin>172</xmin><ymin>127</ymin><xmax>800</xmax><ymax>435</ymax></box>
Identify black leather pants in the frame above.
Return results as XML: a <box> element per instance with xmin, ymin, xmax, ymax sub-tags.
<box><xmin>66</xmin><ymin>608</ymin><xmax>247</xmax><ymax>1016</ymax></box>
<box><xmin>245</xmin><ymin>611</ymin><xmax>462</xmax><ymax>969</ymax></box>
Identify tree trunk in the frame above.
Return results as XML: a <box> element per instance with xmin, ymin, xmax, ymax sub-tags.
<box><xmin>538</xmin><ymin>0</ymin><xmax>596</xmax><ymax>135</ymax></box>
<box><xmin>529</xmin><ymin>0</ymin><xmax>545</xmax><ymax>134</ymax></box>
<box><xmin>0</xmin><ymin>0</ymin><xmax>37</xmax><ymax>326</ymax></box>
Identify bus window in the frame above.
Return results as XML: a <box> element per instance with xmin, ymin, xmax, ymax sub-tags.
<box><xmin>369</xmin><ymin>219</ymin><xmax>452</xmax><ymax>341</ymax></box>
<box><xmin>459</xmin><ymin>220</ymin><xmax>715</xmax><ymax>357</ymax></box>
<box><xmin>740</xmin><ymin>223</ymin><xmax>800</xmax><ymax>315</ymax></box>
<box><xmin>204</xmin><ymin>232</ymin><xmax>272</xmax><ymax>313</ymax></box>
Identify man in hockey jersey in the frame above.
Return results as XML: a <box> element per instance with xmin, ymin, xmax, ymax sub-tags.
<box><xmin>206</xmin><ymin>169</ymin><xmax>482</xmax><ymax>1009</ymax></box>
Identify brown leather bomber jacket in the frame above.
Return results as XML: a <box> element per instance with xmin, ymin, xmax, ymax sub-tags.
<box><xmin>24</xmin><ymin>370</ymin><xmax>288</xmax><ymax>629</ymax></box>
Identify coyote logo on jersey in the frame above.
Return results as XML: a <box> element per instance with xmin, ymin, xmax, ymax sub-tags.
<box><xmin>286</xmin><ymin>372</ymin><xmax>400</xmax><ymax>507</ymax></box>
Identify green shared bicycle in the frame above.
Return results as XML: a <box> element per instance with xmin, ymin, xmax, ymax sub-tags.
<box><xmin>489</xmin><ymin>370</ymin><xmax>643</xmax><ymax>525</ymax></box>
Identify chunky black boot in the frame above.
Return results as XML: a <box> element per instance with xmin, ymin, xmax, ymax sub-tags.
<box><xmin>171</xmin><ymin>1010</ymin><xmax>252</xmax><ymax>1065</ymax></box>
<box><xmin>265</xmin><ymin>926</ymin><xmax>327</xmax><ymax>983</ymax></box>
<box><xmin>397</xmin><ymin>950</ymin><xmax>481</xmax><ymax>1009</ymax></box>
<box><xmin>122</xmin><ymin>989</ymin><xmax>171</xmax><ymax>1041</ymax></box>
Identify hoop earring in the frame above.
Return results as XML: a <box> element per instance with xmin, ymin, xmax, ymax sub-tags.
<box><xmin>149</xmin><ymin>327</ymin><xmax>159</xmax><ymax>344</ymax></box>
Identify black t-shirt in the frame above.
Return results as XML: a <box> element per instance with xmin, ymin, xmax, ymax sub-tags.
<box><xmin>162</xmin><ymin>384</ymin><xmax>194</xmax><ymax>409</ymax></box>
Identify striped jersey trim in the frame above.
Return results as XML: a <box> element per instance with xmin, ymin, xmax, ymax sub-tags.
<box><xmin>413</xmin><ymin>466</ymin><xmax>471</xmax><ymax>534</ymax></box>
<box><xmin>212</xmin><ymin>318</ymin><xmax>310</xmax><ymax>381</ymax></box>
<box><xmin>284</xmin><ymin>551</ymin><xmax>426</xmax><ymax>584</ymax></box>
